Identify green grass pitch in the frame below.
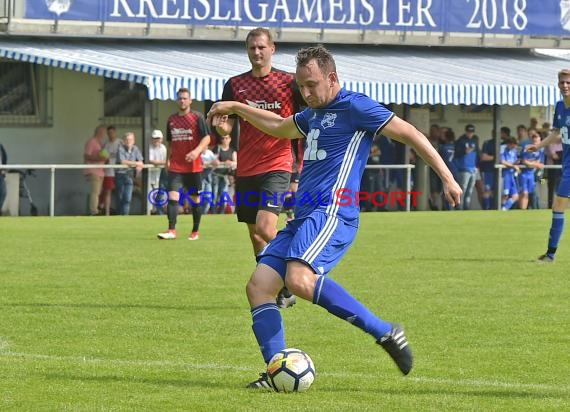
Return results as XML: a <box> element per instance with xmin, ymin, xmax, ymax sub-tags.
<box><xmin>0</xmin><ymin>211</ymin><xmax>569</xmax><ymax>411</ymax></box>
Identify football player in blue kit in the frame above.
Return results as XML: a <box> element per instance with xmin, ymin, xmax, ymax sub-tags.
<box><xmin>526</xmin><ymin>69</ymin><xmax>570</xmax><ymax>262</ymax></box>
<box><xmin>208</xmin><ymin>45</ymin><xmax>462</xmax><ymax>388</ymax></box>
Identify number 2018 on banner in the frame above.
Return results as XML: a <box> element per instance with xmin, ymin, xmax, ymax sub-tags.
<box><xmin>466</xmin><ymin>0</ymin><xmax>527</xmax><ymax>30</ymax></box>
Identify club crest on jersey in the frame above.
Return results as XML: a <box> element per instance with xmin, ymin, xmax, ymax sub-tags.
<box><xmin>321</xmin><ymin>113</ymin><xmax>337</xmax><ymax>129</ymax></box>
<box><xmin>245</xmin><ymin>99</ymin><xmax>282</xmax><ymax>110</ymax></box>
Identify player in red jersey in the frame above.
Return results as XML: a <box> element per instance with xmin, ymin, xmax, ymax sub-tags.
<box><xmin>157</xmin><ymin>88</ymin><xmax>211</xmax><ymax>241</ymax></box>
<box><xmin>214</xmin><ymin>27</ymin><xmax>304</xmax><ymax>308</ymax></box>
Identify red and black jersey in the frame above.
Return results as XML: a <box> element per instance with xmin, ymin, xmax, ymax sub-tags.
<box><xmin>166</xmin><ymin>110</ymin><xmax>210</xmax><ymax>173</ymax></box>
<box><xmin>222</xmin><ymin>68</ymin><xmax>303</xmax><ymax>177</ymax></box>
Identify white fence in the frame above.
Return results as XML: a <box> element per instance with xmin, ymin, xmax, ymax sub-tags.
<box><xmin>0</xmin><ymin>163</ymin><xmax>417</xmax><ymax>216</ymax></box>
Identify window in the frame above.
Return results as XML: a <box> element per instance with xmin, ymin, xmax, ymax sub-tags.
<box><xmin>103</xmin><ymin>78</ymin><xmax>147</xmax><ymax>126</ymax></box>
<box><xmin>0</xmin><ymin>61</ymin><xmax>51</xmax><ymax>126</ymax></box>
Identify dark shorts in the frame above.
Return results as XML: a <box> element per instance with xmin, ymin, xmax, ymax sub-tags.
<box><xmin>102</xmin><ymin>176</ymin><xmax>115</xmax><ymax>190</ymax></box>
<box><xmin>235</xmin><ymin>171</ymin><xmax>291</xmax><ymax>224</ymax></box>
<box><xmin>167</xmin><ymin>171</ymin><xmax>202</xmax><ymax>195</ymax></box>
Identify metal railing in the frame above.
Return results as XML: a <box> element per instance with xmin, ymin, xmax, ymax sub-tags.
<box><xmin>0</xmin><ymin>163</ymin><xmax>417</xmax><ymax>216</ymax></box>
<box><xmin>494</xmin><ymin>163</ymin><xmax>562</xmax><ymax>210</ymax></box>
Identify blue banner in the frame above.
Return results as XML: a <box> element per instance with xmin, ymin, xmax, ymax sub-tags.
<box><xmin>25</xmin><ymin>0</ymin><xmax>570</xmax><ymax>36</ymax></box>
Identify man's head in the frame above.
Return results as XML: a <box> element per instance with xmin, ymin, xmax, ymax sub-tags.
<box><xmin>123</xmin><ymin>132</ymin><xmax>135</xmax><ymax>149</ymax></box>
<box><xmin>177</xmin><ymin>88</ymin><xmax>192</xmax><ymax>112</ymax></box>
<box><xmin>245</xmin><ymin>27</ymin><xmax>275</xmax><ymax>72</ymax></box>
<box><xmin>219</xmin><ymin>134</ymin><xmax>231</xmax><ymax>145</ymax></box>
<box><xmin>558</xmin><ymin>69</ymin><xmax>570</xmax><ymax>98</ymax></box>
<box><xmin>429</xmin><ymin>124</ymin><xmax>441</xmax><ymax>140</ymax></box>
<box><xmin>529</xmin><ymin>128</ymin><xmax>542</xmax><ymax>144</ymax></box>
<box><xmin>107</xmin><ymin>125</ymin><xmax>117</xmax><ymax>141</ymax></box>
<box><xmin>500</xmin><ymin>126</ymin><xmax>511</xmax><ymax>140</ymax></box>
<box><xmin>94</xmin><ymin>124</ymin><xmax>107</xmax><ymax>140</ymax></box>
<box><xmin>151</xmin><ymin>129</ymin><xmax>163</xmax><ymax>145</ymax></box>
<box><xmin>516</xmin><ymin>124</ymin><xmax>527</xmax><ymax>140</ymax></box>
<box><xmin>295</xmin><ymin>45</ymin><xmax>340</xmax><ymax>109</ymax></box>
<box><xmin>505</xmin><ymin>136</ymin><xmax>518</xmax><ymax>149</ymax></box>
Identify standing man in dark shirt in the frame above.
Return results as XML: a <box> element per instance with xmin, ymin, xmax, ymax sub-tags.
<box><xmin>157</xmin><ymin>87</ymin><xmax>211</xmax><ymax>241</ymax></box>
<box><xmin>479</xmin><ymin>132</ymin><xmax>497</xmax><ymax>210</ymax></box>
<box><xmin>0</xmin><ymin>142</ymin><xmax>7</xmax><ymax>215</ymax></box>
<box><xmin>214</xmin><ymin>27</ymin><xmax>303</xmax><ymax>308</ymax></box>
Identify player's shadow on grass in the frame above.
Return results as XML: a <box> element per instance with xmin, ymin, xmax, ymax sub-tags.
<box><xmin>406</xmin><ymin>256</ymin><xmax>512</xmax><ymax>263</ymax></box>
<box><xmin>0</xmin><ymin>302</ymin><xmax>238</xmax><ymax>312</ymax></box>
<box><xmin>379</xmin><ymin>387</ymin><xmax>568</xmax><ymax>401</ymax></box>
<box><xmin>44</xmin><ymin>373</ymin><xmax>221</xmax><ymax>389</ymax></box>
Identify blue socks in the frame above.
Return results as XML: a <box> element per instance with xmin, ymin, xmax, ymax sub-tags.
<box><xmin>547</xmin><ymin>211</ymin><xmax>565</xmax><ymax>257</ymax></box>
<box><xmin>313</xmin><ymin>275</ymin><xmax>392</xmax><ymax>340</ymax></box>
<box><xmin>251</xmin><ymin>303</ymin><xmax>285</xmax><ymax>363</ymax></box>
<box><xmin>250</xmin><ymin>276</ymin><xmax>393</xmax><ymax>364</ymax></box>
<box><xmin>502</xmin><ymin>198</ymin><xmax>515</xmax><ymax>210</ymax></box>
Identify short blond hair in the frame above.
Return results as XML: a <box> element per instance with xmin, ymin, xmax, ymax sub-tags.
<box><xmin>558</xmin><ymin>69</ymin><xmax>570</xmax><ymax>80</ymax></box>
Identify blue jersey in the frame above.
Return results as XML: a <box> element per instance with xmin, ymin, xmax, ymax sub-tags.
<box><xmin>501</xmin><ymin>146</ymin><xmax>519</xmax><ymax>178</ymax></box>
<box><xmin>552</xmin><ymin>100</ymin><xmax>570</xmax><ymax>173</ymax></box>
<box><xmin>439</xmin><ymin>143</ymin><xmax>458</xmax><ymax>181</ymax></box>
<box><xmin>293</xmin><ymin>88</ymin><xmax>394</xmax><ymax>225</ymax></box>
<box><xmin>520</xmin><ymin>144</ymin><xmax>544</xmax><ymax>175</ymax></box>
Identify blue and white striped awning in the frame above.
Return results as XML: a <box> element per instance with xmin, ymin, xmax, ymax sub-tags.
<box><xmin>0</xmin><ymin>39</ymin><xmax>564</xmax><ymax>105</ymax></box>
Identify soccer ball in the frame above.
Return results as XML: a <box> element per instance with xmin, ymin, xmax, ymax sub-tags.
<box><xmin>266</xmin><ymin>348</ymin><xmax>316</xmax><ymax>393</ymax></box>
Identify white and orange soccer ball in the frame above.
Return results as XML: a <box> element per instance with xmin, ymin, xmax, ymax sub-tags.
<box><xmin>266</xmin><ymin>348</ymin><xmax>316</xmax><ymax>393</ymax></box>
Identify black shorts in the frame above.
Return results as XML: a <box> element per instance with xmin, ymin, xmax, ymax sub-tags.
<box><xmin>167</xmin><ymin>171</ymin><xmax>202</xmax><ymax>195</ymax></box>
<box><xmin>290</xmin><ymin>172</ymin><xmax>300</xmax><ymax>184</ymax></box>
<box><xmin>235</xmin><ymin>171</ymin><xmax>291</xmax><ymax>224</ymax></box>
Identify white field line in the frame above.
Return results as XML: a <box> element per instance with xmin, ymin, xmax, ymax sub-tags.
<box><xmin>1</xmin><ymin>350</ymin><xmax>568</xmax><ymax>393</ymax></box>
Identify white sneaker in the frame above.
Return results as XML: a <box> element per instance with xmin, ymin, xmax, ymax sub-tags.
<box><xmin>157</xmin><ymin>229</ymin><xmax>177</xmax><ymax>240</ymax></box>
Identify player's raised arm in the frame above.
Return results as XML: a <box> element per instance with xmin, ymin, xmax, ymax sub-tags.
<box><xmin>382</xmin><ymin>115</ymin><xmax>462</xmax><ymax>207</ymax></box>
<box><xmin>208</xmin><ymin>101</ymin><xmax>303</xmax><ymax>140</ymax></box>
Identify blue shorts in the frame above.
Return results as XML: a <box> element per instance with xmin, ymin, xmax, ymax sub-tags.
<box><xmin>481</xmin><ymin>171</ymin><xmax>495</xmax><ymax>192</ymax></box>
<box><xmin>502</xmin><ymin>174</ymin><xmax>518</xmax><ymax>196</ymax></box>
<box><xmin>258</xmin><ymin>211</ymin><xmax>357</xmax><ymax>279</ymax></box>
<box><xmin>519</xmin><ymin>173</ymin><xmax>536</xmax><ymax>194</ymax></box>
<box><xmin>556</xmin><ymin>168</ymin><xmax>570</xmax><ymax>198</ymax></box>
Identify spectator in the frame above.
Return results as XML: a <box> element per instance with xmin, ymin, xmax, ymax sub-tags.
<box><xmin>455</xmin><ymin>124</ymin><xmax>480</xmax><ymax>210</ymax></box>
<box><xmin>0</xmin><ymin>142</ymin><xmax>7</xmax><ymax>215</ymax></box>
<box><xmin>284</xmin><ymin>138</ymin><xmax>304</xmax><ymax>221</ymax></box>
<box><xmin>212</xmin><ymin>134</ymin><xmax>237</xmax><ymax>214</ymax></box>
<box><xmin>519</xmin><ymin>130</ymin><xmax>544</xmax><ymax>210</ymax></box>
<box><xmin>529</xmin><ymin>117</ymin><xmax>539</xmax><ymax>131</ymax></box>
<box><xmin>115</xmin><ymin>132</ymin><xmax>144</xmax><ymax>216</ymax></box>
<box><xmin>438</xmin><ymin>127</ymin><xmax>459</xmax><ymax>210</ymax></box>
<box><xmin>360</xmin><ymin>138</ymin><xmax>382</xmax><ymax>212</ymax></box>
<box><xmin>427</xmin><ymin>124</ymin><xmax>442</xmax><ymax>210</ymax></box>
<box><xmin>516</xmin><ymin>124</ymin><xmax>530</xmax><ymax>146</ymax></box>
<box><xmin>148</xmin><ymin>129</ymin><xmax>167</xmax><ymax>215</ymax></box>
<box><xmin>201</xmin><ymin>147</ymin><xmax>217</xmax><ymax>215</ymax></box>
<box><xmin>157</xmin><ymin>87</ymin><xmax>211</xmax><ymax>241</ymax></box>
<box><xmin>479</xmin><ymin>131</ymin><xmax>497</xmax><ymax>210</ymax></box>
<box><xmin>500</xmin><ymin>137</ymin><xmax>520</xmax><ymax>210</ymax></box>
<box><xmin>100</xmin><ymin>125</ymin><xmax>121</xmax><ymax>216</ymax></box>
<box><xmin>83</xmin><ymin>125</ymin><xmax>107</xmax><ymax>216</ymax></box>
<box><xmin>544</xmin><ymin>128</ymin><xmax>563</xmax><ymax>209</ymax></box>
